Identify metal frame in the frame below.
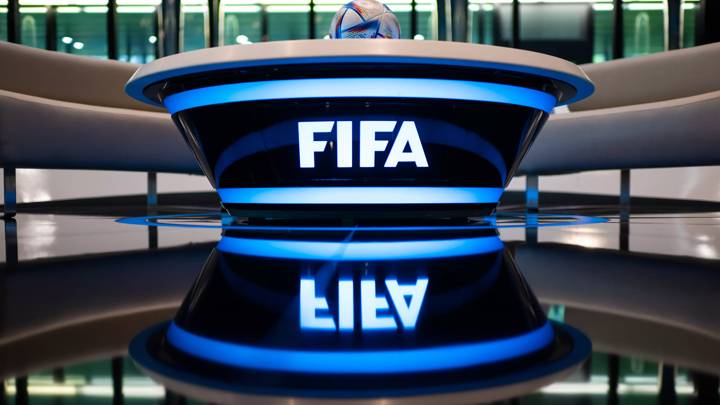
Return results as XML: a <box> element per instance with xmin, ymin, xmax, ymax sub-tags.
<box><xmin>208</xmin><ymin>0</ymin><xmax>220</xmax><ymax>46</ymax></box>
<box><xmin>148</xmin><ymin>172</ymin><xmax>159</xmax><ymax>247</ymax></box>
<box><xmin>525</xmin><ymin>174</ymin><xmax>538</xmax><ymax>213</ymax></box>
<box><xmin>46</xmin><ymin>5</ymin><xmax>57</xmax><ymax>51</ymax></box>
<box><xmin>619</xmin><ymin>169</ymin><xmax>630</xmax><ymax>251</ymax></box>
<box><xmin>608</xmin><ymin>354</ymin><xmax>620</xmax><ymax>401</ymax></box>
<box><xmin>410</xmin><ymin>0</ymin><xmax>418</xmax><ymax>38</ymax></box>
<box><xmin>112</xmin><ymin>357</ymin><xmax>124</xmax><ymax>403</ymax></box>
<box><xmin>665</xmin><ymin>0</ymin><xmax>681</xmax><ymax>50</ymax></box>
<box><xmin>15</xmin><ymin>376</ymin><xmax>28</xmax><ymax>404</ymax></box>
<box><xmin>697</xmin><ymin>0</ymin><xmax>720</xmax><ymax>45</ymax></box>
<box><xmin>659</xmin><ymin>364</ymin><xmax>677</xmax><ymax>402</ymax></box>
<box><xmin>511</xmin><ymin>0</ymin><xmax>519</xmax><ymax>48</ymax></box>
<box><xmin>260</xmin><ymin>5</ymin><xmax>269</xmax><ymax>41</ymax></box>
<box><xmin>108</xmin><ymin>0</ymin><xmax>119</xmax><ymax>59</ymax></box>
<box><xmin>612</xmin><ymin>0</ymin><xmax>624</xmax><ymax>60</ymax></box>
<box><xmin>160</xmin><ymin>0</ymin><xmax>181</xmax><ymax>57</ymax></box>
<box><xmin>450</xmin><ymin>0</ymin><xmax>468</xmax><ymax>41</ymax></box>
<box><xmin>309</xmin><ymin>0</ymin><xmax>316</xmax><ymax>39</ymax></box>
<box><xmin>436</xmin><ymin>0</ymin><xmax>448</xmax><ymax>41</ymax></box>
<box><xmin>147</xmin><ymin>171</ymin><xmax>158</xmax><ymax>212</ymax></box>
<box><xmin>4</xmin><ymin>216</ymin><xmax>18</xmax><ymax>265</ymax></box>
<box><xmin>619</xmin><ymin>168</ymin><xmax>631</xmax><ymax>210</ymax></box>
<box><xmin>6</xmin><ymin>0</ymin><xmax>19</xmax><ymax>43</ymax></box>
<box><xmin>3</xmin><ymin>168</ymin><xmax>16</xmax><ymax>219</ymax></box>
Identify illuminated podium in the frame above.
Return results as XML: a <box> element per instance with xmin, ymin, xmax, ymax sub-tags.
<box><xmin>129</xmin><ymin>224</ymin><xmax>592</xmax><ymax>402</ymax></box>
<box><xmin>126</xmin><ymin>40</ymin><xmax>594</xmax><ymax>403</ymax></box>
<box><xmin>126</xmin><ymin>39</ymin><xmax>592</xmax><ymax>219</ymax></box>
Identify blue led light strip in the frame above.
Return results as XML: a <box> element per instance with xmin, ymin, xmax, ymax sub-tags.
<box><xmin>163</xmin><ymin>78</ymin><xmax>557</xmax><ymax>114</ymax></box>
<box><xmin>217</xmin><ymin>235</ymin><xmax>503</xmax><ymax>261</ymax></box>
<box><xmin>166</xmin><ymin>321</ymin><xmax>554</xmax><ymax>374</ymax></box>
<box><xmin>217</xmin><ymin>187</ymin><xmax>503</xmax><ymax>205</ymax></box>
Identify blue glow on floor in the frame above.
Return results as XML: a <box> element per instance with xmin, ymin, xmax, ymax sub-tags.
<box><xmin>165</xmin><ymin>321</ymin><xmax>555</xmax><ymax>374</ymax></box>
<box><xmin>217</xmin><ymin>187</ymin><xmax>504</xmax><ymax>205</ymax></box>
<box><xmin>163</xmin><ymin>78</ymin><xmax>557</xmax><ymax>114</ymax></box>
<box><xmin>217</xmin><ymin>235</ymin><xmax>503</xmax><ymax>261</ymax></box>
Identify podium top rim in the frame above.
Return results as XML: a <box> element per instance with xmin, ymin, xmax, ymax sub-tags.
<box><xmin>126</xmin><ymin>39</ymin><xmax>594</xmax><ymax>107</ymax></box>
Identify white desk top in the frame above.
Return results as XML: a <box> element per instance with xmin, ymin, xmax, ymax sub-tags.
<box><xmin>127</xmin><ymin>39</ymin><xmax>593</xmax><ymax>107</ymax></box>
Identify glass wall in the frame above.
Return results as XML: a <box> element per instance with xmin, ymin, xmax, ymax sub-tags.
<box><xmin>592</xmin><ymin>1</ymin><xmax>614</xmax><ymax>62</ymax></box>
<box><xmin>682</xmin><ymin>0</ymin><xmax>699</xmax><ymax>48</ymax></box>
<box><xmin>465</xmin><ymin>0</ymin><xmax>704</xmax><ymax>64</ymax></box>
<box><xmin>266</xmin><ymin>2</ymin><xmax>309</xmax><ymax>41</ymax></box>
<box><xmin>220</xmin><ymin>1</ymin><xmax>262</xmax><ymax>44</ymax></box>
<box><xmin>519</xmin><ymin>2</ymin><xmax>595</xmax><ymax>63</ymax></box>
<box><xmin>117</xmin><ymin>0</ymin><xmax>159</xmax><ymax>63</ymax></box>
<box><xmin>468</xmin><ymin>0</ymin><xmax>611</xmax><ymax>63</ymax></box>
<box><xmin>19</xmin><ymin>5</ymin><xmax>46</xmax><ymax>49</ymax></box>
<box><xmin>415</xmin><ymin>0</ymin><xmax>435</xmax><ymax>40</ymax></box>
<box><xmin>0</xmin><ymin>0</ymin><xmax>7</xmax><ymax>40</ymax></box>
<box><xmin>467</xmin><ymin>1</ymin><xmax>509</xmax><ymax>46</ymax></box>
<box><xmin>467</xmin><ymin>3</ymin><xmax>494</xmax><ymax>44</ymax></box>
<box><xmin>5</xmin><ymin>0</ymin><xmax>159</xmax><ymax>59</ymax></box>
<box><xmin>622</xmin><ymin>0</ymin><xmax>664</xmax><ymax>57</ymax></box>
<box><xmin>315</xmin><ymin>0</ymin><xmax>343</xmax><ymax>38</ymax></box>
<box><xmin>2</xmin><ymin>0</ymin><xmax>706</xmax><ymax>64</ymax></box>
<box><xmin>56</xmin><ymin>5</ymin><xmax>108</xmax><ymax>57</ymax></box>
<box><xmin>218</xmin><ymin>0</ymin><xmax>437</xmax><ymax>43</ymax></box>
<box><xmin>181</xmin><ymin>0</ymin><xmax>207</xmax><ymax>51</ymax></box>
<box><xmin>387</xmin><ymin>0</ymin><xmax>410</xmax><ymax>39</ymax></box>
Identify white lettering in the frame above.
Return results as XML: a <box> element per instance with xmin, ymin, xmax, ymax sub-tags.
<box><xmin>298</xmin><ymin>120</ymin><xmax>429</xmax><ymax>169</ymax></box>
<box><xmin>385</xmin><ymin>277</ymin><xmax>429</xmax><ymax>330</ymax></box>
<box><xmin>338</xmin><ymin>278</ymin><xmax>354</xmax><ymax>331</ymax></box>
<box><xmin>360</xmin><ymin>121</ymin><xmax>394</xmax><ymax>168</ymax></box>
<box><xmin>298</xmin><ymin>121</ymin><xmax>333</xmax><ymax>168</ymax></box>
<box><xmin>300</xmin><ymin>275</ymin><xmax>428</xmax><ymax>332</ymax></box>
<box><xmin>384</xmin><ymin>121</ymin><xmax>429</xmax><ymax>168</ymax></box>
<box><xmin>299</xmin><ymin>278</ymin><xmax>336</xmax><ymax>330</ymax></box>
<box><xmin>336</xmin><ymin>121</ymin><xmax>353</xmax><ymax>168</ymax></box>
<box><xmin>361</xmin><ymin>278</ymin><xmax>397</xmax><ymax>330</ymax></box>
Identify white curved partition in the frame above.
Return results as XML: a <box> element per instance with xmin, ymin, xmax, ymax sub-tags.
<box><xmin>571</xmin><ymin>42</ymin><xmax>720</xmax><ymax>112</ymax></box>
<box><xmin>517</xmin><ymin>42</ymin><xmax>720</xmax><ymax>177</ymax></box>
<box><xmin>515</xmin><ymin>243</ymin><xmax>720</xmax><ymax>340</ymax></box>
<box><xmin>126</xmin><ymin>39</ymin><xmax>592</xmax><ymax>106</ymax></box>
<box><xmin>0</xmin><ymin>243</ymin><xmax>212</xmax><ymax>348</ymax></box>
<box><xmin>0</xmin><ymin>89</ymin><xmax>200</xmax><ymax>173</ymax></box>
<box><xmin>518</xmin><ymin>90</ymin><xmax>720</xmax><ymax>175</ymax></box>
<box><xmin>0</xmin><ymin>41</ymin><xmax>158</xmax><ymax>112</ymax></box>
<box><xmin>561</xmin><ymin>308</ymin><xmax>720</xmax><ymax>376</ymax></box>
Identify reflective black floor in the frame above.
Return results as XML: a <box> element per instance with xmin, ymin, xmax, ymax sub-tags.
<box><xmin>1</xmin><ymin>197</ymin><xmax>719</xmax><ymax>404</ymax></box>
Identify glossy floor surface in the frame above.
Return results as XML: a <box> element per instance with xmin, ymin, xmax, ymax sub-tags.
<box><xmin>1</xmin><ymin>201</ymin><xmax>719</xmax><ymax>404</ymax></box>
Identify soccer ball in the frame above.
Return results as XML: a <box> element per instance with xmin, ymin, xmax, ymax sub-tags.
<box><xmin>329</xmin><ymin>0</ymin><xmax>401</xmax><ymax>39</ymax></box>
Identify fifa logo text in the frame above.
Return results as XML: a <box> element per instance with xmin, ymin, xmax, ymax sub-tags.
<box><xmin>298</xmin><ymin>121</ymin><xmax>429</xmax><ymax>168</ymax></box>
<box><xmin>300</xmin><ymin>274</ymin><xmax>429</xmax><ymax>332</ymax></box>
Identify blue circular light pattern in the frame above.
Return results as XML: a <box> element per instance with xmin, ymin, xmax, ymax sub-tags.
<box><xmin>163</xmin><ymin>78</ymin><xmax>558</xmax><ymax>114</ymax></box>
<box><xmin>166</xmin><ymin>321</ymin><xmax>555</xmax><ymax>374</ymax></box>
<box><xmin>217</xmin><ymin>235</ymin><xmax>504</xmax><ymax>261</ymax></box>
